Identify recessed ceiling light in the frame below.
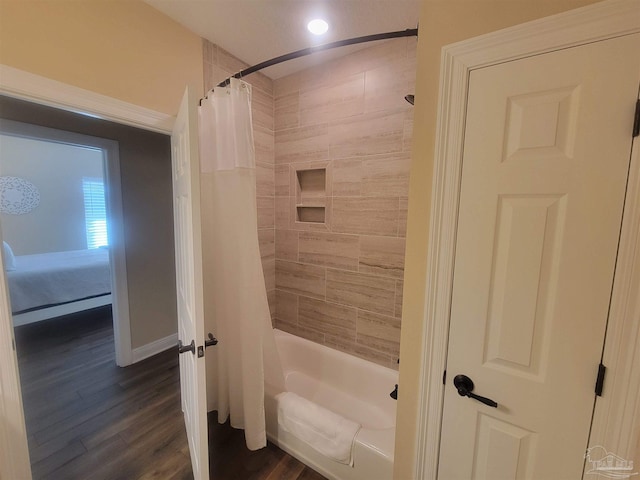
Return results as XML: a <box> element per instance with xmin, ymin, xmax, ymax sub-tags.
<box><xmin>307</xmin><ymin>19</ymin><xmax>329</xmax><ymax>36</ymax></box>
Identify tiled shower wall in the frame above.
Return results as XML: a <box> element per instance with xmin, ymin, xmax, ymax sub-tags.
<box><xmin>272</xmin><ymin>38</ymin><xmax>416</xmax><ymax>369</ymax></box>
<box><xmin>202</xmin><ymin>40</ymin><xmax>276</xmax><ymax>316</ymax></box>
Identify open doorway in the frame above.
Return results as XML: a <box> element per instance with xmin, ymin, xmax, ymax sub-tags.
<box><xmin>0</xmin><ymin>120</ymin><xmax>131</xmax><ymax>365</ymax></box>
<box><xmin>0</xmin><ymin>94</ymin><xmax>181</xmax><ymax>478</ymax></box>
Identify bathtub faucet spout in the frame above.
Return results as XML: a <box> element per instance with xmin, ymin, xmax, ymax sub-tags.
<box><xmin>390</xmin><ymin>384</ymin><xmax>398</xmax><ymax>400</ymax></box>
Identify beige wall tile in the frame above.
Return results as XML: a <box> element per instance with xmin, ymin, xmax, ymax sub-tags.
<box><xmin>203</xmin><ymin>61</ymin><xmax>215</xmax><ymax>93</ymax></box>
<box><xmin>203</xmin><ymin>40</ymin><xmax>217</xmax><ymax>65</ymax></box>
<box><xmin>298</xmin><ymin>296</ymin><xmax>357</xmax><ymax>340</ymax></box>
<box><xmin>275</xmin><ymin>319</ymin><xmax>326</xmax><ymax>343</ymax></box>
<box><xmin>258</xmin><ymin>228</ymin><xmax>275</xmax><ymax>262</ymax></box>
<box><xmin>274</xmin><ymin>71</ymin><xmax>302</xmax><ymax>98</ymax></box>
<box><xmin>322</xmin><ymin>196</ymin><xmax>333</xmax><ymax>233</ymax></box>
<box><xmin>329</xmin><ymin>110</ymin><xmax>404</xmax><ymax>159</ymax></box>
<box><xmin>275</xmin><ymin>289</ymin><xmax>298</xmax><ymax>326</ymax></box>
<box><xmin>262</xmin><ymin>258</ymin><xmax>275</xmax><ymax>291</ymax></box>
<box><xmin>274</xmin><ymin>66</ymin><xmax>330</xmax><ymax>98</ymax></box>
<box><xmin>291</xmin><ymin>160</ymin><xmax>332</xmax><ymax>198</ymax></box>
<box><xmin>395</xmin><ymin>279</ymin><xmax>403</xmax><ymax>319</ymax></box>
<box><xmin>295</xmin><ymin>167</ymin><xmax>326</xmax><ymax>203</ymax></box>
<box><xmin>209</xmin><ymin>65</ymin><xmax>234</xmax><ymax>90</ymax></box>
<box><xmin>332</xmin><ymin>197</ymin><xmax>399</xmax><ymax>236</ymax></box>
<box><xmin>254</xmin><ymin>127</ymin><xmax>274</xmax><ymax>165</ymax></box>
<box><xmin>269</xmin><ymin>36</ymin><xmax>417</xmax><ymax>364</ymax></box>
<box><xmin>252</xmin><ymin>87</ymin><xmax>274</xmax><ymax>131</ymax></box>
<box><xmin>326</xmin><ymin>38</ymin><xmax>408</xmax><ymax>80</ymax></box>
<box><xmin>361</xmin><ymin>152</ymin><xmax>411</xmax><ymax>197</ymax></box>
<box><xmin>407</xmin><ymin>37</ymin><xmax>417</xmax><ymax>60</ymax></box>
<box><xmin>364</xmin><ymin>61</ymin><xmax>413</xmax><ymax>114</ymax></box>
<box><xmin>275</xmin><ymin>319</ymin><xmax>297</xmax><ymax>336</ymax></box>
<box><xmin>288</xmin><ymin>194</ymin><xmax>312</xmax><ymax>232</ymax></box>
<box><xmin>267</xmin><ymin>289</ymin><xmax>276</xmax><ymax>321</ymax></box>
<box><xmin>294</xmin><ymin>324</ymin><xmax>327</xmax><ymax>344</ymax></box>
<box><xmin>217</xmin><ymin>46</ymin><xmax>248</xmax><ymax>74</ymax></box>
<box><xmin>299</xmin><ymin>73</ymin><xmax>365</xmax><ymax>126</ymax></box>
<box><xmin>206</xmin><ymin>45</ymin><xmax>284</xmax><ymax>90</ymax></box>
<box><xmin>276</xmin><ymin>260</ymin><xmax>326</xmax><ymax>299</ymax></box>
<box><xmin>298</xmin><ymin>231</ymin><xmax>359</xmax><ymax>270</ymax></box>
<box><xmin>359</xmin><ymin>235</ymin><xmax>406</xmax><ymax>279</ymax></box>
<box><xmin>248</xmin><ymin>71</ymin><xmax>274</xmax><ymax>97</ymax></box>
<box><xmin>257</xmin><ymin>196</ymin><xmax>274</xmax><ymax>229</ymax></box>
<box><xmin>398</xmin><ymin>197</ymin><xmax>408</xmax><ymax>237</ymax></box>
<box><xmin>275</xmin><ymin>92</ymin><xmax>300</xmax><ymax>131</ymax></box>
<box><xmin>275</xmin><ymin>124</ymin><xmax>329</xmax><ymax>164</ymax></box>
<box><xmin>275</xmin><ymin>229</ymin><xmax>298</xmax><ymax>261</ymax></box>
<box><xmin>403</xmin><ymin>109</ymin><xmax>414</xmax><ymax>153</ymax></box>
<box><xmin>275</xmin><ymin>196</ymin><xmax>290</xmax><ymax>229</ymax></box>
<box><xmin>326</xmin><ymin>269</ymin><xmax>395</xmax><ymax>316</ymax></box>
<box><xmin>275</xmin><ymin>164</ymin><xmax>290</xmax><ymax>196</ymax></box>
<box><xmin>332</xmin><ymin>158</ymin><xmax>362</xmax><ymax>196</ymax></box>
<box><xmin>325</xmin><ymin>333</ymin><xmax>395</xmax><ymax>369</ymax></box>
<box><xmin>256</xmin><ymin>162</ymin><xmax>275</xmax><ymax>197</ymax></box>
<box><xmin>356</xmin><ymin>309</ymin><xmax>401</xmax><ymax>357</ymax></box>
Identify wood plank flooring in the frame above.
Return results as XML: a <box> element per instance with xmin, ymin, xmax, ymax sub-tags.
<box><xmin>14</xmin><ymin>307</ymin><xmax>326</xmax><ymax>480</ymax></box>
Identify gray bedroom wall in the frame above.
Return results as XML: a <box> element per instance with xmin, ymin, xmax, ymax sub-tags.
<box><xmin>0</xmin><ymin>135</ymin><xmax>104</xmax><ymax>255</ymax></box>
<box><xmin>0</xmin><ymin>95</ymin><xmax>178</xmax><ymax>350</ymax></box>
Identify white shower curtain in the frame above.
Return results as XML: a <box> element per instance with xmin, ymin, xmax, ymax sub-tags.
<box><xmin>199</xmin><ymin>78</ymin><xmax>285</xmax><ymax>450</ymax></box>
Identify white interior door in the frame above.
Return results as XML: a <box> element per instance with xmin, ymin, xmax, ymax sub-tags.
<box><xmin>172</xmin><ymin>86</ymin><xmax>209</xmax><ymax>480</ymax></box>
<box><xmin>438</xmin><ymin>33</ymin><xmax>640</xmax><ymax>479</ymax></box>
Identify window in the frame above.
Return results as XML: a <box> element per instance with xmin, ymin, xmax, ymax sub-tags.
<box><xmin>83</xmin><ymin>177</ymin><xmax>108</xmax><ymax>249</ymax></box>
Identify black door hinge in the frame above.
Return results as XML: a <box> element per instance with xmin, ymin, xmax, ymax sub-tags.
<box><xmin>633</xmin><ymin>99</ymin><xmax>640</xmax><ymax>138</ymax></box>
<box><xmin>443</xmin><ymin>370</ymin><xmax>447</xmax><ymax>385</ymax></box>
<box><xmin>595</xmin><ymin>363</ymin><xmax>606</xmax><ymax>397</ymax></box>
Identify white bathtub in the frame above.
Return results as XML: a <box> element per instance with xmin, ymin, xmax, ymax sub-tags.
<box><xmin>265</xmin><ymin>329</ymin><xmax>399</xmax><ymax>480</ymax></box>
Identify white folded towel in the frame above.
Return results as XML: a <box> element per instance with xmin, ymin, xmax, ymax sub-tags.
<box><xmin>276</xmin><ymin>392</ymin><xmax>361</xmax><ymax>466</ymax></box>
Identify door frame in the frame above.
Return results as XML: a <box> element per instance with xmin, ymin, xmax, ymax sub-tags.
<box><xmin>0</xmin><ymin>64</ymin><xmax>176</xmax><ymax>478</ymax></box>
<box><xmin>415</xmin><ymin>1</ymin><xmax>640</xmax><ymax>477</ymax></box>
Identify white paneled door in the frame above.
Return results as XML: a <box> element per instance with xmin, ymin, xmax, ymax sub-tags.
<box><xmin>438</xmin><ymin>33</ymin><xmax>640</xmax><ymax>479</ymax></box>
<box><xmin>172</xmin><ymin>86</ymin><xmax>209</xmax><ymax>480</ymax></box>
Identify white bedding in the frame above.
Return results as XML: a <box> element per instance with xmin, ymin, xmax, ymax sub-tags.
<box><xmin>7</xmin><ymin>249</ymin><xmax>111</xmax><ymax>314</ymax></box>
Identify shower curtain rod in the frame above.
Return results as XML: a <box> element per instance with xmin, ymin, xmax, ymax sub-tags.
<box><xmin>213</xmin><ymin>27</ymin><xmax>419</xmax><ymax>89</ymax></box>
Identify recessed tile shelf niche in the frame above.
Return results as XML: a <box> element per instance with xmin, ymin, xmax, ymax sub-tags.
<box><xmin>295</xmin><ymin>167</ymin><xmax>326</xmax><ymax>224</ymax></box>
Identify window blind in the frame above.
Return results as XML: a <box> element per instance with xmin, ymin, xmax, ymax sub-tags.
<box><xmin>83</xmin><ymin>177</ymin><xmax>108</xmax><ymax>249</ymax></box>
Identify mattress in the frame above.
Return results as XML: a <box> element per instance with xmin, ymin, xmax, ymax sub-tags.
<box><xmin>7</xmin><ymin>248</ymin><xmax>111</xmax><ymax>314</ymax></box>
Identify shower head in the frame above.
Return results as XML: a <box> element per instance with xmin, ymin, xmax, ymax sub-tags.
<box><xmin>404</xmin><ymin>94</ymin><xmax>415</xmax><ymax>105</ymax></box>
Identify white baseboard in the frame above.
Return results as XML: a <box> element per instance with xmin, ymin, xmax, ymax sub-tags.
<box><xmin>131</xmin><ymin>332</ymin><xmax>177</xmax><ymax>363</ymax></box>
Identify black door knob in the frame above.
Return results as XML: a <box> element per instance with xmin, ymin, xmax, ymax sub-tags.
<box><xmin>453</xmin><ymin>374</ymin><xmax>498</xmax><ymax>408</ymax></box>
<box><xmin>177</xmin><ymin>339</ymin><xmax>195</xmax><ymax>355</ymax></box>
<box><xmin>205</xmin><ymin>333</ymin><xmax>218</xmax><ymax>348</ymax></box>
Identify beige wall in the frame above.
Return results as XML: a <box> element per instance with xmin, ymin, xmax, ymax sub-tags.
<box><xmin>0</xmin><ymin>0</ymin><xmax>203</xmax><ymax>115</ymax></box>
<box><xmin>0</xmin><ymin>135</ymin><xmax>103</xmax><ymax>255</ymax></box>
<box><xmin>395</xmin><ymin>0</ymin><xmax>602</xmax><ymax>478</ymax></box>
<box><xmin>202</xmin><ymin>40</ymin><xmax>276</xmax><ymax>317</ymax></box>
<box><xmin>271</xmin><ymin>38</ymin><xmax>416</xmax><ymax>370</ymax></box>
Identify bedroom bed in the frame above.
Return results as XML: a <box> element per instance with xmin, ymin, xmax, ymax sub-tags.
<box><xmin>7</xmin><ymin>248</ymin><xmax>112</xmax><ymax>326</ymax></box>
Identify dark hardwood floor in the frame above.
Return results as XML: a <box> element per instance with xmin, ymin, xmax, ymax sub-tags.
<box><xmin>15</xmin><ymin>307</ymin><xmax>326</xmax><ymax>480</ymax></box>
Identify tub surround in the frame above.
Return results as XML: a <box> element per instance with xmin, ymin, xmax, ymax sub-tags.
<box><xmin>201</xmin><ymin>37</ymin><xmax>416</xmax><ymax>370</ymax></box>
<box><xmin>273</xmin><ymin>38</ymin><xmax>416</xmax><ymax>369</ymax></box>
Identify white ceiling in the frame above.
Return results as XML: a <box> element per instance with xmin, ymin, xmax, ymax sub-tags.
<box><xmin>144</xmin><ymin>0</ymin><xmax>421</xmax><ymax>79</ymax></box>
